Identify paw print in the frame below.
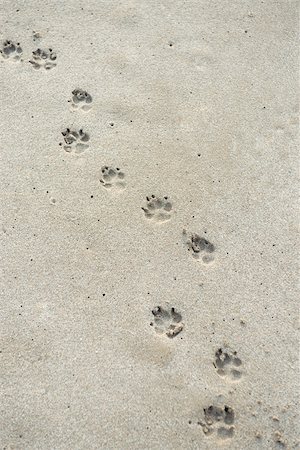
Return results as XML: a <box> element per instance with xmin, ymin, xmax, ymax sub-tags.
<box><xmin>0</xmin><ymin>40</ymin><xmax>22</xmax><ymax>61</ymax></box>
<box><xmin>198</xmin><ymin>404</ymin><xmax>235</xmax><ymax>440</ymax></box>
<box><xmin>213</xmin><ymin>347</ymin><xmax>243</xmax><ymax>381</ymax></box>
<box><xmin>142</xmin><ymin>195</ymin><xmax>173</xmax><ymax>222</ymax></box>
<box><xmin>29</xmin><ymin>48</ymin><xmax>57</xmax><ymax>70</ymax></box>
<box><xmin>99</xmin><ymin>166</ymin><xmax>126</xmax><ymax>191</ymax></box>
<box><xmin>59</xmin><ymin>128</ymin><xmax>90</xmax><ymax>154</ymax></box>
<box><xmin>183</xmin><ymin>230</ymin><xmax>215</xmax><ymax>264</ymax></box>
<box><xmin>150</xmin><ymin>306</ymin><xmax>183</xmax><ymax>338</ymax></box>
<box><xmin>69</xmin><ymin>89</ymin><xmax>93</xmax><ymax>112</ymax></box>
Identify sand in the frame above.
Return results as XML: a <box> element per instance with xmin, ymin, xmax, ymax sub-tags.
<box><xmin>0</xmin><ymin>1</ymin><xmax>299</xmax><ymax>449</ymax></box>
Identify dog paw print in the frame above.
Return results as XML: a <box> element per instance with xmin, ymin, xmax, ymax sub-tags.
<box><xmin>150</xmin><ymin>306</ymin><xmax>183</xmax><ymax>338</ymax></box>
<box><xmin>59</xmin><ymin>128</ymin><xmax>90</xmax><ymax>154</ymax></box>
<box><xmin>214</xmin><ymin>347</ymin><xmax>243</xmax><ymax>381</ymax></box>
<box><xmin>69</xmin><ymin>89</ymin><xmax>93</xmax><ymax>112</ymax></box>
<box><xmin>29</xmin><ymin>48</ymin><xmax>57</xmax><ymax>70</ymax></box>
<box><xmin>198</xmin><ymin>405</ymin><xmax>235</xmax><ymax>440</ymax></box>
<box><xmin>142</xmin><ymin>195</ymin><xmax>173</xmax><ymax>222</ymax></box>
<box><xmin>183</xmin><ymin>230</ymin><xmax>215</xmax><ymax>264</ymax></box>
<box><xmin>99</xmin><ymin>166</ymin><xmax>126</xmax><ymax>191</ymax></box>
<box><xmin>0</xmin><ymin>40</ymin><xmax>23</xmax><ymax>61</ymax></box>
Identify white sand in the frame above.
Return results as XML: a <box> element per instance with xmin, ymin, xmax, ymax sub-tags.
<box><xmin>0</xmin><ymin>1</ymin><xmax>298</xmax><ymax>449</ymax></box>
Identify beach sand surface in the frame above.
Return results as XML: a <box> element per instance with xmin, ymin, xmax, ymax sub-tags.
<box><xmin>0</xmin><ymin>1</ymin><xmax>298</xmax><ymax>449</ymax></box>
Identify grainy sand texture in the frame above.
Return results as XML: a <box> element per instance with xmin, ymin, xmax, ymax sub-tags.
<box><xmin>0</xmin><ymin>1</ymin><xmax>299</xmax><ymax>449</ymax></box>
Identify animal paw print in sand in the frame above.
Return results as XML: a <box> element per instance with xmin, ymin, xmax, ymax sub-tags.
<box><xmin>142</xmin><ymin>195</ymin><xmax>173</xmax><ymax>222</ymax></box>
<box><xmin>214</xmin><ymin>347</ymin><xmax>243</xmax><ymax>381</ymax></box>
<box><xmin>150</xmin><ymin>306</ymin><xmax>183</xmax><ymax>338</ymax></box>
<box><xmin>69</xmin><ymin>89</ymin><xmax>93</xmax><ymax>112</ymax></box>
<box><xmin>183</xmin><ymin>230</ymin><xmax>215</xmax><ymax>264</ymax></box>
<box><xmin>99</xmin><ymin>166</ymin><xmax>126</xmax><ymax>191</ymax></box>
<box><xmin>199</xmin><ymin>405</ymin><xmax>235</xmax><ymax>440</ymax></box>
<box><xmin>59</xmin><ymin>128</ymin><xmax>90</xmax><ymax>154</ymax></box>
<box><xmin>0</xmin><ymin>40</ymin><xmax>22</xmax><ymax>61</ymax></box>
<box><xmin>29</xmin><ymin>48</ymin><xmax>57</xmax><ymax>70</ymax></box>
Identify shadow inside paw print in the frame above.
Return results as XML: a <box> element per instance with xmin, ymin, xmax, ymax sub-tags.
<box><xmin>69</xmin><ymin>89</ymin><xmax>93</xmax><ymax>112</ymax></box>
<box><xmin>183</xmin><ymin>230</ymin><xmax>215</xmax><ymax>264</ymax></box>
<box><xmin>99</xmin><ymin>166</ymin><xmax>126</xmax><ymax>190</ymax></box>
<box><xmin>150</xmin><ymin>306</ymin><xmax>183</xmax><ymax>338</ymax></box>
<box><xmin>214</xmin><ymin>347</ymin><xmax>243</xmax><ymax>381</ymax></box>
<box><xmin>59</xmin><ymin>128</ymin><xmax>90</xmax><ymax>154</ymax></box>
<box><xmin>0</xmin><ymin>40</ymin><xmax>22</xmax><ymax>61</ymax></box>
<box><xmin>198</xmin><ymin>405</ymin><xmax>235</xmax><ymax>440</ymax></box>
<box><xmin>29</xmin><ymin>48</ymin><xmax>57</xmax><ymax>70</ymax></box>
<box><xmin>142</xmin><ymin>195</ymin><xmax>173</xmax><ymax>222</ymax></box>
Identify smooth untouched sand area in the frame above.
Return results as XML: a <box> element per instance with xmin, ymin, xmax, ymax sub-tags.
<box><xmin>0</xmin><ymin>1</ymin><xmax>299</xmax><ymax>449</ymax></box>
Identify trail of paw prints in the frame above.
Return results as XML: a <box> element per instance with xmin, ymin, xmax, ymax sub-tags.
<box><xmin>213</xmin><ymin>347</ymin><xmax>243</xmax><ymax>381</ymax></box>
<box><xmin>59</xmin><ymin>128</ymin><xmax>90</xmax><ymax>154</ymax></box>
<box><xmin>99</xmin><ymin>166</ymin><xmax>126</xmax><ymax>191</ymax></box>
<box><xmin>183</xmin><ymin>229</ymin><xmax>215</xmax><ymax>264</ymax></box>
<box><xmin>29</xmin><ymin>48</ymin><xmax>57</xmax><ymax>70</ymax></box>
<box><xmin>69</xmin><ymin>89</ymin><xmax>93</xmax><ymax>112</ymax></box>
<box><xmin>0</xmin><ymin>40</ymin><xmax>23</xmax><ymax>62</ymax></box>
<box><xmin>190</xmin><ymin>404</ymin><xmax>235</xmax><ymax>441</ymax></box>
<box><xmin>142</xmin><ymin>195</ymin><xmax>173</xmax><ymax>223</ymax></box>
<box><xmin>150</xmin><ymin>306</ymin><xmax>183</xmax><ymax>338</ymax></box>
